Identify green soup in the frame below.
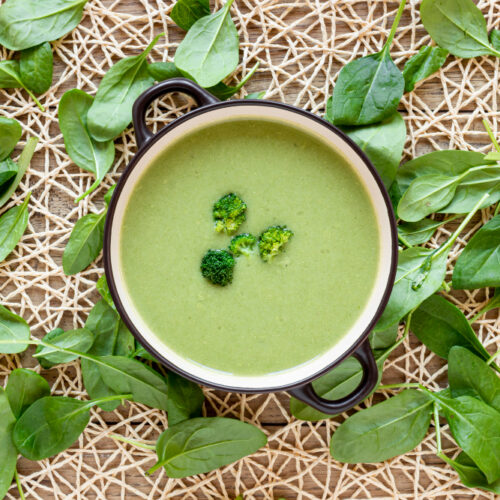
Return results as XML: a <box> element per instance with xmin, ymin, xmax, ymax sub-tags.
<box><xmin>120</xmin><ymin>119</ymin><xmax>380</xmax><ymax>376</ymax></box>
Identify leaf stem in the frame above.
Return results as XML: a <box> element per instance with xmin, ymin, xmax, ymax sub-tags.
<box><xmin>384</xmin><ymin>0</ymin><xmax>406</xmax><ymax>51</ymax></box>
<box><xmin>487</xmin><ymin>348</ymin><xmax>500</xmax><ymax>366</ymax></box>
<box><xmin>23</xmin><ymin>86</ymin><xmax>45</xmax><ymax>111</ymax></box>
<box><xmin>14</xmin><ymin>469</ymin><xmax>25</xmax><ymax>500</ymax></box>
<box><xmin>110</xmin><ymin>433</ymin><xmax>156</xmax><ymax>450</ymax></box>
<box><xmin>494</xmin><ymin>202</ymin><xmax>500</xmax><ymax>217</ymax></box>
<box><xmin>483</xmin><ymin>119</ymin><xmax>500</xmax><ymax>153</ymax></box>
<box><xmin>84</xmin><ymin>393</ymin><xmax>132</xmax><ymax>410</ymax></box>
<box><xmin>397</xmin><ymin>232</ymin><xmax>413</xmax><ymax>248</ymax></box>
<box><xmin>433</xmin><ymin>403</ymin><xmax>442</xmax><ymax>454</ymax></box>
<box><xmin>378</xmin><ymin>382</ymin><xmax>420</xmax><ymax>390</ymax></box>
<box><xmin>433</xmin><ymin>193</ymin><xmax>490</xmax><ymax>260</ymax></box>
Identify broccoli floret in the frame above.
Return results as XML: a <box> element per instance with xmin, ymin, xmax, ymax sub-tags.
<box><xmin>213</xmin><ymin>193</ymin><xmax>247</xmax><ymax>234</ymax></box>
<box><xmin>200</xmin><ymin>249</ymin><xmax>235</xmax><ymax>286</ymax></box>
<box><xmin>229</xmin><ymin>233</ymin><xmax>257</xmax><ymax>257</ymax></box>
<box><xmin>258</xmin><ymin>225</ymin><xmax>294</xmax><ymax>261</ymax></box>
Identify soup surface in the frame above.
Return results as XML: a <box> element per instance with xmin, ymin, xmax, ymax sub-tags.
<box><xmin>120</xmin><ymin>118</ymin><xmax>380</xmax><ymax>376</ymax></box>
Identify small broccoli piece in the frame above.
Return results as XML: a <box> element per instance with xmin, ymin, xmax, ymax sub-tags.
<box><xmin>229</xmin><ymin>233</ymin><xmax>257</xmax><ymax>257</ymax></box>
<box><xmin>213</xmin><ymin>193</ymin><xmax>247</xmax><ymax>234</ymax></box>
<box><xmin>258</xmin><ymin>225</ymin><xmax>294</xmax><ymax>261</ymax></box>
<box><xmin>200</xmin><ymin>249</ymin><xmax>235</xmax><ymax>286</ymax></box>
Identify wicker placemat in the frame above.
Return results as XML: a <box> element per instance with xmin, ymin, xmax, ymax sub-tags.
<box><xmin>0</xmin><ymin>0</ymin><xmax>499</xmax><ymax>498</ymax></box>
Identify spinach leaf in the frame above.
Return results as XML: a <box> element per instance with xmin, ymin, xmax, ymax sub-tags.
<box><xmin>411</xmin><ymin>295</ymin><xmax>492</xmax><ymax>362</ymax></box>
<box><xmin>174</xmin><ymin>0</ymin><xmax>239</xmax><ymax>88</ymax></box>
<box><xmin>402</xmin><ymin>45</ymin><xmax>448</xmax><ymax>92</ymax></box>
<box><xmin>6</xmin><ymin>368</ymin><xmax>50</xmax><ymax>418</ymax></box>
<box><xmin>0</xmin><ymin>0</ymin><xmax>88</xmax><ymax>51</ymax></box>
<box><xmin>330</xmin><ymin>390</ymin><xmax>432</xmax><ymax>463</ymax></box>
<box><xmin>19</xmin><ymin>42</ymin><xmax>53</xmax><ymax>94</ymax></box>
<box><xmin>369</xmin><ymin>323</ymin><xmax>399</xmax><ymax>350</ymax></box>
<box><xmin>13</xmin><ymin>394</ymin><xmax>127</xmax><ymax>461</ymax></box>
<box><xmin>492</xmin><ymin>30</ymin><xmax>500</xmax><ymax>51</ymax></box>
<box><xmin>430</xmin><ymin>393</ymin><xmax>500</xmax><ymax>483</ymax></box>
<box><xmin>329</xmin><ymin>0</ymin><xmax>405</xmax><ymax>126</ymax></box>
<box><xmin>398</xmin><ymin>174</ymin><xmax>462</xmax><ymax>222</ymax></box>
<box><xmin>170</xmin><ymin>0</ymin><xmax>210</xmax><ymax>31</ymax></box>
<box><xmin>338</xmin><ymin>112</ymin><xmax>406</xmax><ymax>188</ymax></box>
<box><xmin>62</xmin><ymin>209</ymin><xmax>105</xmax><ymax>275</ymax></box>
<box><xmin>448</xmin><ymin>346</ymin><xmax>500</xmax><ymax>411</ymax></box>
<box><xmin>0</xmin><ymin>136</ymin><xmax>37</xmax><ymax>209</ymax></box>
<box><xmin>441</xmin><ymin>452</ymin><xmax>500</xmax><ymax>494</ymax></box>
<box><xmin>96</xmin><ymin>275</ymin><xmax>115</xmax><ymax>309</ymax></box>
<box><xmin>471</xmin><ymin>288</ymin><xmax>500</xmax><ymax>322</ymax></box>
<box><xmin>0</xmin><ymin>116</ymin><xmax>22</xmax><ymax>161</ymax></box>
<box><xmin>245</xmin><ymin>91</ymin><xmax>265</xmax><ymax>99</ymax></box>
<box><xmin>87</xmin><ymin>34</ymin><xmax>163</xmax><ymax>142</ymax></box>
<box><xmin>81</xmin><ymin>299</ymin><xmax>134</xmax><ymax>410</ymax></box>
<box><xmin>0</xmin><ymin>158</ymin><xmax>17</xmax><ymax>187</ymax></box>
<box><xmin>148</xmin><ymin>417</ymin><xmax>267</xmax><ymax>477</ymax></box>
<box><xmin>452</xmin><ymin>214</ymin><xmax>500</xmax><ymax>289</ymax></box>
<box><xmin>85</xmin><ymin>355</ymin><xmax>168</xmax><ymax>411</ymax></box>
<box><xmin>35</xmin><ymin>327</ymin><xmax>94</xmax><ymax>366</ymax></box>
<box><xmin>420</xmin><ymin>0</ymin><xmax>500</xmax><ymax>59</ymax></box>
<box><xmin>290</xmin><ymin>346</ymin><xmax>393</xmax><ymax>421</ymax></box>
<box><xmin>395</xmin><ymin>150</ymin><xmax>499</xmax><ymax>214</ymax></box>
<box><xmin>148</xmin><ymin>60</ymin><xmax>259</xmax><ymax>100</ymax></box>
<box><xmin>0</xmin><ymin>304</ymin><xmax>29</xmax><ymax>354</ymax></box>
<box><xmin>0</xmin><ymin>192</ymin><xmax>30</xmax><ymax>262</ymax></box>
<box><xmin>376</xmin><ymin>247</ymin><xmax>448</xmax><ymax>329</ymax></box>
<box><xmin>0</xmin><ymin>60</ymin><xmax>44</xmax><ymax>110</ymax></box>
<box><xmin>166</xmin><ymin>371</ymin><xmax>204</xmax><ymax>425</ymax></box>
<box><xmin>59</xmin><ymin>89</ymin><xmax>115</xmax><ymax>201</ymax></box>
<box><xmin>397</xmin><ymin>217</ymin><xmax>449</xmax><ymax>246</ymax></box>
<box><xmin>0</xmin><ymin>388</ymin><xmax>17</xmax><ymax>500</ymax></box>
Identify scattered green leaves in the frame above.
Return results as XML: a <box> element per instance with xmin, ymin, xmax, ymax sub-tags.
<box><xmin>19</xmin><ymin>42</ymin><xmax>53</xmax><ymax>94</ymax></box>
<box><xmin>0</xmin><ymin>116</ymin><xmax>22</xmax><ymax>161</ymax></box>
<box><xmin>5</xmin><ymin>368</ymin><xmax>50</xmax><ymax>418</ymax></box>
<box><xmin>0</xmin><ymin>192</ymin><xmax>31</xmax><ymax>262</ymax></box>
<box><xmin>0</xmin><ymin>304</ymin><xmax>30</xmax><ymax>354</ymax></box>
<box><xmin>166</xmin><ymin>371</ymin><xmax>205</xmax><ymax>426</ymax></box>
<box><xmin>170</xmin><ymin>0</ymin><xmax>210</xmax><ymax>31</ymax></box>
<box><xmin>148</xmin><ymin>417</ymin><xmax>267</xmax><ymax>477</ymax></box>
<box><xmin>35</xmin><ymin>328</ymin><xmax>94</xmax><ymax>367</ymax></box>
<box><xmin>174</xmin><ymin>0</ymin><xmax>238</xmax><ymax>88</ymax></box>
<box><xmin>403</xmin><ymin>45</ymin><xmax>448</xmax><ymax>92</ymax></box>
<box><xmin>0</xmin><ymin>60</ymin><xmax>44</xmax><ymax>110</ymax></box>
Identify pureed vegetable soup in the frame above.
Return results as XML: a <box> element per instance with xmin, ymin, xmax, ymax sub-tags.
<box><xmin>120</xmin><ymin>119</ymin><xmax>380</xmax><ymax>376</ymax></box>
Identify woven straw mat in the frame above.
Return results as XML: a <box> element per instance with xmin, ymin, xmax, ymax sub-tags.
<box><xmin>0</xmin><ymin>0</ymin><xmax>499</xmax><ymax>498</ymax></box>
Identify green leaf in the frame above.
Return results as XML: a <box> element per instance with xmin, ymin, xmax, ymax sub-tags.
<box><xmin>452</xmin><ymin>214</ymin><xmax>500</xmax><ymax>289</ymax></box>
<box><xmin>87</xmin><ymin>34</ymin><xmax>162</xmax><ymax>142</ymax></box>
<box><xmin>19</xmin><ymin>42</ymin><xmax>53</xmax><ymax>94</ymax></box>
<box><xmin>150</xmin><ymin>417</ymin><xmax>267</xmax><ymax>477</ymax></box>
<box><xmin>174</xmin><ymin>0</ymin><xmax>239</xmax><ymax>88</ymax></box>
<box><xmin>290</xmin><ymin>347</ymin><xmax>392</xmax><ymax>421</ymax></box>
<box><xmin>96</xmin><ymin>274</ymin><xmax>115</xmax><ymax>309</ymax></box>
<box><xmin>0</xmin><ymin>158</ymin><xmax>17</xmax><ymax>188</ymax></box>
<box><xmin>170</xmin><ymin>0</ymin><xmax>210</xmax><ymax>31</ymax></box>
<box><xmin>6</xmin><ymin>368</ymin><xmax>50</xmax><ymax>418</ymax></box>
<box><xmin>403</xmin><ymin>45</ymin><xmax>448</xmax><ymax>92</ymax></box>
<box><xmin>0</xmin><ymin>116</ymin><xmax>22</xmax><ymax>161</ymax></box>
<box><xmin>62</xmin><ymin>210</ymin><xmax>105</xmax><ymax>275</ymax></box>
<box><xmin>492</xmin><ymin>29</ymin><xmax>500</xmax><ymax>51</ymax></box>
<box><xmin>411</xmin><ymin>294</ymin><xmax>492</xmax><ymax>361</ymax></box>
<box><xmin>0</xmin><ymin>192</ymin><xmax>30</xmax><ymax>262</ymax></box>
<box><xmin>395</xmin><ymin>150</ymin><xmax>499</xmax><ymax>214</ymax></box>
<box><xmin>0</xmin><ymin>304</ymin><xmax>29</xmax><ymax>354</ymax></box>
<box><xmin>376</xmin><ymin>247</ymin><xmax>448</xmax><ymax>329</ymax></box>
<box><xmin>35</xmin><ymin>327</ymin><xmax>94</xmax><ymax>366</ymax></box>
<box><xmin>81</xmin><ymin>299</ymin><xmax>134</xmax><ymax>410</ymax></box>
<box><xmin>147</xmin><ymin>61</ymin><xmax>182</xmax><ymax>81</ymax></box>
<box><xmin>0</xmin><ymin>60</ymin><xmax>44</xmax><ymax>110</ymax></box>
<box><xmin>0</xmin><ymin>136</ymin><xmax>37</xmax><ymax>209</ymax></box>
<box><xmin>330</xmin><ymin>390</ymin><xmax>432</xmax><ymax>463</ymax></box>
<box><xmin>369</xmin><ymin>323</ymin><xmax>399</xmax><ymax>350</ymax></box>
<box><xmin>430</xmin><ymin>392</ymin><xmax>500</xmax><ymax>483</ymax></box>
<box><xmin>397</xmin><ymin>174</ymin><xmax>461</xmax><ymax>222</ymax></box>
<box><xmin>339</xmin><ymin>112</ymin><xmax>406</xmax><ymax>188</ymax></box>
<box><xmin>441</xmin><ymin>452</ymin><xmax>500</xmax><ymax>494</ymax></box>
<box><xmin>0</xmin><ymin>388</ymin><xmax>17</xmax><ymax>500</ymax></box>
<box><xmin>59</xmin><ymin>89</ymin><xmax>115</xmax><ymax>201</ymax></box>
<box><xmin>420</xmin><ymin>0</ymin><xmax>500</xmax><ymax>59</ymax></box>
<box><xmin>166</xmin><ymin>371</ymin><xmax>204</xmax><ymax>425</ymax></box>
<box><xmin>245</xmin><ymin>91</ymin><xmax>265</xmax><ymax>99</ymax></box>
<box><xmin>13</xmin><ymin>396</ymin><xmax>95</xmax><ymax>460</ymax></box>
<box><xmin>448</xmin><ymin>346</ymin><xmax>500</xmax><ymax>412</ymax></box>
<box><xmin>0</xmin><ymin>0</ymin><xmax>88</xmax><ymax>51</ymax></box>
<box><xmin>397</xmin><ymin>218</ymin><xmax>447</xmax><ymax>246</ymax></box>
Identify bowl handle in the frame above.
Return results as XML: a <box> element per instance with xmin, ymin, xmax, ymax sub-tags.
<box><xmin>132</xmin><ymin>78</ymin><xmax>220</xmax><ymax>148</ymax></box>
<box><xmin>288</xmin><ymin>338</ymin><xmax>378</xmax><ymax>414</ymax></box>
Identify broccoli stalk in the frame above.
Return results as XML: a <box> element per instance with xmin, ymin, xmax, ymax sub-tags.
<box><xmin>229</xmin><ymin>233</ymin><xmax>257</xmax><ymax>257</ymax></box>
<box><xmin>258</xmin><ymin>225</ymin><xmax>294</xmax><ymax>261</ymax></box>
<box><xmin>213</xmin><ymin>193</ymin><xmax>247</xmax><ymax>234</ymax></box>
<box><xmin>200</xmin><ymin>249</ymin><xmax>235</xmax><ymax>286</ymax></box>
